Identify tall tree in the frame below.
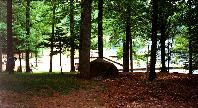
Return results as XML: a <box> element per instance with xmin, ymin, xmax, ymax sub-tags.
<box><xmin>25</xmin><ymin>0</ymin><xmax>31</xmax><ymax>72</ymax></box>
<box><xmin>158</xmin><ymin>0</ymin><xmax>176</xmax><ymax>73</ymax></box>
<box><xmin>0</xmin><ymin>33</ymin><xmax>2</xmax><ymax>72</ymax></box>
<box><xmin>0</xmin><ymin>0</ymin><xmax>4</xmax><ymax>73</ymax></box>
<box><xmin>191</xmin><ymin>0</ymin><xmax>198</xmax><ymax>73</ymax></box>
<box><xmin>123</xmin><ymin>5</ymin><xmax>131</xmax><ymax>72</ymax></box>
<box><xmin>127</xmin><ymin>5</ymin><xmax>133</xmax><ymax>72</ymax></box>
<box><xmin>159</xmin><ymin>0</ymin><xmax>167</xmax><ymax>72</ymax></box>
<box><xmin>105</xmin><ymin>0</ymin><xmax>149</xmax><ymax>72</ymax></box>
<box><xmin>130</xmin><ymin>30</ymin><xmax>133</xmax><ymax>72</ymax></box>
<box><xmin>98</xmin><ymin>0</ymin><xmax>103</xmax><ymax>58</ymax></box>
<box><xmin>49</xmin><ymin>0</ymin><xmax>56</xmax><ymax>72</ymax></box>
<box><xmin>70</xmin><ymin>0</ymin><xmax>75</xmax><ymax>72</ymax></box>
<box><xmin>149</xmin><ymin>0</ymin><xmax>158</xmax><ymax>81</ymax></box>
<box><xmin>6</xmin><ymin>0</ymin><xmax>15</xmax><ymax>74</ymax></box>
<box><xmin>159</xmin><ymin>14</ymin><xmax>168</xmax><ymax>72</ymax></box>
<box><xmin>79</xmin><ymin>0</ymin><xmax>92</xmax><ymax>78</ymax></box>
<box><xmin>188</xmin><ymin>0</ymin><xmax>193</xmax><ymax>74</ymax></box>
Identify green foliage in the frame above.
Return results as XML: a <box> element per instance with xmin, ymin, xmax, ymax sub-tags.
<box><xmin>103</xmin><ymin>0</ymin><xmax>151</xmax><ymax>59</ymax></box>
<box><xmin>7</xmin><ymin>0</ymin><xmax>197</xmax><ymax>70</ymax></box>
<box><xmin>11</xmin><ymin>0</ymin><xmax>153</xmax><ymax>61</ymax></box>
<box><xmin>116</xmin><ymin>37</ymin><xmax>148</xmax><ymax>61</ymax></box>
<box><xmin>173</xmin><ymin>34</ymin><xmax>188</xmax><ymax>53</ymax></box>
<box><xmin>0</xmin><ymin>1</ymin><xmax>7</xmax><ymax>50</ymax></box>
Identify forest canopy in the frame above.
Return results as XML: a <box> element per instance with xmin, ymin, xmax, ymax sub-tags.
<box><xmin>0</xmin><ymin>0</ymin><xmax>198</xmax><ymax>79</ymax></box>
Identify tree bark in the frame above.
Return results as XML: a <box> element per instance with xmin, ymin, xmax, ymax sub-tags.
<box><xmin>35</xmin><ymin>52</ymin><xmax>38</xmax><ymax>67</ymax></box>
<box><xmin>149</xmin><ymin>0</ymin><xmax>158</xmax><ymax>81</ymax></box>
<box><xmin>189</xmin><ymin>34</ymin><xmax>193</xmax><ymax>74</ymax></box>
<box><xmin>0</xmin><ymin>1</ymin><xmax>6</xmax><ymax>72</ymax></box>
<box><xmin>98</xmin><ymin>0</ymin><xmax>103</xmax><ymax>58</ymax></box>
<box><xmin>25</xmin><ymin>51</ymin><xmax>30</xmax><ymax>72</ymax></box>
<box><xmin>188</xmin><ymin>0</ymin><xmax>193</xmax><ymax>74</ymax></box>
<box><xmin>79</xmin><ymin>0</ymin><xmax>92</xmax><ymax>79</ymax></box>
<box><xmin>70</xmin><ymin>0</ymin><xmax>75</xmax><ymax>72</ymax></box>
<box><xmin>160</xmin><ymin>22</ymin><xmax>168</xmax><ymax>73</ymax></box>
<box><xmin>18</xmin><ymin>52</ymin><xmax>22</xmax><ymax>72</ymax></box>
<box><xmin>123</xmin><ymin>6</ymin><xmax>131</xmax><ymax>72</ymax></box>
<box><xmin>49</xmin><ymin>0</ymin><xmax>55</xmax><ymax>72</ymax></box>
<box><xmin>0</xmin><ymin>32</ymin><xmax>2</xmax><ymax>72</ymax></box>
<box><xmin>159</xmin><ymin>0</ymin><xmax>168</xmax><ymax>73</ymax></box>
<box><xmin>25</xmin><ymin>0</ymin><xmax>31</xmax><ymax>72</ymax></box>
<box><xmin>6</xmin><ymin>0</ymin><xmax>15</xmax><ymax>74</ymax></box>
<box><xmin>59</xmin><ymin>37</ymin><xmax>63</xmax><ymax>74</ymax></box>
<box><xmin>130</xmin><ymin>30</ymin><xmax>133</xmax><ymax>72</ymax></box>
<box><xmin>128</xmin><ymin>6</ymin><xmax>133</xmax><ymax>72</ymax></box>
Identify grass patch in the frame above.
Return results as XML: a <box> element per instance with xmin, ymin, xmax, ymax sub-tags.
<box><xmin>0</xmin><ymin>72</ymin><xmax>81</xmax><ymax>96</ymax></box>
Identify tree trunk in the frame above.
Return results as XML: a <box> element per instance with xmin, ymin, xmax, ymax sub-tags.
<box><xmin>70</xmin><ymin>0</ymin><xmax>75</xmax><ymax>72</ymax></box>
<box><xmin>128</xmin><ymin>6</ymin><xmax>132</xmax><ymax>72</ymax></box>
<box><xmin>123</xmin><ymin>6</ymin><xmax>131</xmax><ymax>73</ymax></box>
<box><xmin>189</xmin><ymin>39</ymin><xmax>193</xmax><ymax>74</ymax></box>
<box><xmin>98</xmin><ymin>0</ymin><xmax>103</xmax><ymax>58</ymax></box>
<box><xmin>0</xmin><ymin>1</ymin><xmax>6</xmax><ymax>73</ymax></box>
<box><xmin>6</xmin><ymin>0</ymin><xmax>15</xmax><ymax>74</ymax></box>
<box><xmin>149</xmin><ymin>0</ymin><xmax>158</xmax><ymax>81</ymax></box>
<box><xmin>188</xmin><ymin>0</ymin><xmax>193</xmax><ymax>74</ymax></box>
<box><xmin>25</xmin><ymin>0</ymin><xmax>31</xmax><ymax>72</ymax></box>
<box><xmin>160</xmin><ymin>22</ymin><xmax>168</xmax><ymax>73</ymax></box>
<box><xmin>49</xmin><ymin>0</ymin><xmax>55</xmax><ymax>72</ymax></box>
<box><xmin>30</xmin><ymin>52</ymin><xmax>33</xmax><ymax>58</ymax></box>
<box><xmin>0</xmin><ymin>33</ymin><xmax>2</xmax><ymax>72</ymax></box>
<box><xmin>59</xmin><ymin>37</ymin><xmax>63</xmax><ymax>74</ymax></box>
<box><xmin>18</xmin><ymin>52</ymin><xmax>22</xmax><ymax>72</ymax></box>
<box><xmin>25</xmin><ymin>51</ymin><xmax>30</xmax><ymax>72</ymax></box>
<box><xmin>22</xmin><ymin>52</ymin><xmax>24</xmax><ymax>59</ymax></box>
<box><xmin>123</xmin><ymin>41</ymin><xmax>126</xmax><ymax>72</ymax></box>
<box><xmin>79</xmin><ymin>0</ymin><xmax>92</xmax><ymax>79</ymax></box>
<box><xmin>130</xmin><ymin>31</ymin><xmax>133</xmax><ymax>72</ymax></box>
<box><xmin>35</xmin><ymin>52</ymin><xmax>38</xmax><ymax>67</ymax></box>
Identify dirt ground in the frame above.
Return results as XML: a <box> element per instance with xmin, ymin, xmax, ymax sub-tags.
<box><xmin>0</xmin><ymin>72</ymin><xmax>198</xmax><ymax>108</ymax></box>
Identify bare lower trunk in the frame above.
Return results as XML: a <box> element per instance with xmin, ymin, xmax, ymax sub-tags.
<box><xmin>160</xmin><ymin>23</ymin><xmax>167</xmax><ymax>73</ymax></box>
<box><xmin>79</xmin><ymin>0</ymin><xmax>92</xmax><ymax>79</ymax></box>
<box><xmin>49</xmin><ymin>0</ymin><xmax>56</xmax><ymax>72</ymax></box>
<box><xmin>98</xmin><ymin>0</ymin><xmax>103</xmax><ymax>58</ymax></box>
<box><xmin>70</xmin><ymin>0</ymin><xmax>75</xmax><ymax>72</ymax></box>
<box><xmin>6</xmin><ymin>0</ymin><xmax>14</xmax><ymax>74</ymax></box>
<box><xmin>189</xmin><ymin>39</ymin><xmax>193</xmax><ymax>74</ymax></box>
<box><xmin>130</xmin><ymin>33</ymin><xmax>133</xmax><ymax>72</ymax></box>
<box><xmin>35</xmin><ymin>52</ymin><xmax>38</xmax><ymax>67</ymax></box>
<box><xmin>123</xmin><ymin>38</ymin><xmax>129</xmax><ymax>72</ymax></box>
<box><xmin>25</xmin><ymin>0</ymin><xmax>31</xmax><ymax>72</ymax></box>
<box><xmin>0</xmin><ymin>33</ymin><xmax>2</xmax><ymax>72</ymax></box>
<box><xmin>149</xmin><ymin>0</ymin><xmax>158</xmax><ymax>81</ymax></box>
<box><xmin>25</xmin><ymin>50</ymin><xmax>30</xmax><ymax>72</ymax></box>
<box><xmin>188</xmin><ymin>0</ymin><xmax>193</xmax><ymax>74</ymax></box>
<box><xmin>70</xmin><ymin>49</ymin><xmax>75</xmax><ymax>72</ymax></box>
<box><xmin>18</xmin><ymin>52</ymin><xmax>22</xmax><ymax>72</ymax></box>
<box><xmin>123</xmin><ymin>6</ymin><xmax>131</xmax><ymax>73</ymax></box>
<box><xmin>49</xmin><ymin>53</ymin><xmax>53</xmax><ymax>72</ymax></box>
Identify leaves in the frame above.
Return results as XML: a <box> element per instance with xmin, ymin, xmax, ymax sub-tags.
<box><xmin>99</xmin><ymin>73</ymin><xmax>198</xmax><ymax>107</ymax></box>
<box><xmin>0</xmin><ymin>73</ymin><xmax>198</xmax><ymax>107</ymax></box>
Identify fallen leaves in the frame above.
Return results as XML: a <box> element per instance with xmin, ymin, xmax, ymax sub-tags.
<box><xmin>100</xmin><ymin>72</ymin><xmax>198</xmax><ymax>107</ymax></box>
<box><xmin>0</xmin><ymin>72</ymin><xmax>198</xmax><ymax>107</ymax></box>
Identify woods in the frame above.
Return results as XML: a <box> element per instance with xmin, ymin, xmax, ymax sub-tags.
<box><xmin>0</xmin><ymin>0</ymin><xmax>198</xmax><ymax>78</ymax></box>
<box><xmin>0</xmin><ymin>0</ymin><xmax>198</xmax><ymax>107</ymax></box>
<box><xmin>6</xmin><ymin>0</ymin><xmax>14</xmax><ymax>74</ymax></box>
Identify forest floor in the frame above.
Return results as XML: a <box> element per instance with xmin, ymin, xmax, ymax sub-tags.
<box><xmin>0</xmin><ymin>72</ymin><xmax>198</xmax><ymax>108</ymax></box>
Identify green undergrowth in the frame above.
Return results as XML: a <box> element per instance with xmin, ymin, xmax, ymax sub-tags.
<box><xmin>0</xmin><ymin>72</ymin><xmax>95</xmax><ymax>96</ymax></box>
